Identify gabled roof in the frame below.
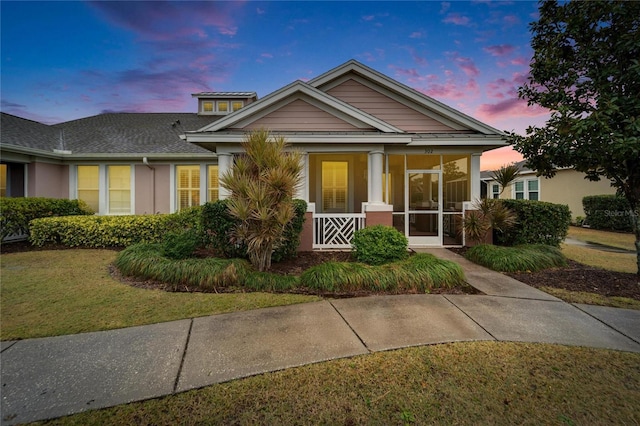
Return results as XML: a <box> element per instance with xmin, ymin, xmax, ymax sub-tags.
<box><xmin>309</xmin><ymin>60</ymin><xmax>505</xmax><ymax>136</ymax></box>
<box><xmin>53</xmin><ymin>113</ymin><xmax>217</xmax><ymax>154</ymax></box>
<box><xmin>193</xmin><ymin>80</ymin><xmax>404</xmax><ymax>133</ymax></box>
<box><xmin>0</xmin><ymin>113</ymin><xmax>61</xmax><ymax>152</ymax></box>
<box><xmin>0</xmin><ymin>112</ymin><xmax>219</xmax><ymax>158</ymax></box>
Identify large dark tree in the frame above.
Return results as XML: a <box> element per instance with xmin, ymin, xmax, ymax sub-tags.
<box><xmin>508</xmin><ymin>0</ymin><xmax>640</xmax><ymax>274</ymax></box>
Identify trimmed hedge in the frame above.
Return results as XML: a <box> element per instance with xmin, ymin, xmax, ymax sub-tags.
<box><xmin>0</xmin><ymin>197</ymin><xmax>94</xmax><ymax>241</ymax></box>
<box><xmin>352</xmin><ymin>225</ymin><xmax>408</xmax><ymax>265</ymax></box>
<box><xmin>465</xmin><ymin>244</ymin><xmax>567</xmax><ymax>272</ymax></box>
<box><xmin>299</xmin><ymin>253</ymin><xmax>465</xmax><ymax>293</ymax></box>
<box><xmin>115</xmin><ymin>243</ymin><xmax>297</xmax><ymax>292</ymax></box>
<box><xmin>202</xmin><ymin>199</ymin><xmax>307</xmax><ymax>261</ymax></box>
<box><xmin>495</xmin><ymin>199</ymin><xmax>571</xmax><ymax>247</ymax></box>
<box><xmin>29</xmin><ymin>207</ymin><xmax>202</xmax><ymax>248</ymax></box>
<box><xmin>583</xmin><ymin>195</ymin><xmax>634</xmax><ymax>232</ymax></box>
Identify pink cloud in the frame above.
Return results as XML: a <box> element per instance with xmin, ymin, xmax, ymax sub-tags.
<box><xmin>442</xmin><ymin>13</ymin><xmax>471</xmax><ymax>26</ymax></box>
<box><xmin>409</xmin><ymin>31</ymin><xmax>424</xmax><ymax>39</ymax></box>
<box><xmin>476</xmin><ymin>97</ymin><xmax>549</xmax><ymax>121</ymax></box>
<box><xmin>483</xmin><ymin>44</ymin><xmax>516</xmax><ymax>57</ymax></box>
<box><xmin>510</xmin><ymin>56</ymin><xmax>529</xmax><ymax>66</ymax></box>
<box><xmin>362</xmin><ymin>15</ymin><xmax>375</xmax><ymax>21</ymax></box>
<box><xmin>454</xmin><ymin>56</ymin><xmax>480</xmax><ymax>77</ymax></box>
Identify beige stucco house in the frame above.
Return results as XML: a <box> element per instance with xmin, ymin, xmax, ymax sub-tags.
<box><xmin>1</xmin><ymin>60</ymin><xmax>507</xmax><ymax>248</ymax></box>
<box><xmin>481</xmin><ymin>160</ymin><xmax>617</xmax><ymax>218</ymax></box>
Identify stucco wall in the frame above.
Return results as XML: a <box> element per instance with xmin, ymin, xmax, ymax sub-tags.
<box><xmin>539</xmin><ymin>170</ymin><xmax>616</xmax><ymax>218</ymax></box>
<box><xmin>493</xmin><ymin>169</ymin><xmax>617</xmax><ymax>218</ymax></box>
<box><xmin>28</xmin><ymin>162</ymin><xmax>69</xmax><ymax>198</ymax></box>
<box><xmin>135</xmin><ymin>164</ymin><xmax>171</xmax><ymax>214</ymax></box>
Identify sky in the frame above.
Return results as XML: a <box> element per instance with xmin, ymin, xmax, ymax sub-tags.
<box><xmin>0</xmin><ymin>1</ymin><xmax>551</xmax><ymax>170</ymax></box>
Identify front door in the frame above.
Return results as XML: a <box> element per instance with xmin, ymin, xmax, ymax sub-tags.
<box><xmin>406</xmin><ymin>170</ymin><xmax>442</xmax><ymax>245</ymax></box>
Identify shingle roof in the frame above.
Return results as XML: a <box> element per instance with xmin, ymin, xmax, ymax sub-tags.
<box><xmin>52</xmin><ymin>113</ymin><xmax>218</xmax><ymax>154</ymax></box>
<box><xmin>1</xmin><ymin>112</ymin><xmax>220</xmax><ymax>155</ymax></box>
<box><xmin>0</xmin><ymin>113</ymin><xmax>61</xmax><ymax>151</ymax></box>
<box><xmin>480</xmin><ymin>160</ymin><xmax>531</xmax><ymax>179</ymax></box>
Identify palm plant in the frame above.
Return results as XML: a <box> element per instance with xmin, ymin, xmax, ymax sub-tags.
<box><xmin>220</xmin><ymin>129</ymin><xmax>303</xmax><ymax>272</ymax></box>
<box><xmin>460</xmin><ymin>198</ymin><xmax>517</xmax><ymax>245</ymax></box>
<box><xmin>491</xmin><ymin>163</ymin><xmax>521</xmax><ymax>196</ymax></box>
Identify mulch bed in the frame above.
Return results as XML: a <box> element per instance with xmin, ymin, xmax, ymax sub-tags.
<box><xmin>3</xmin><ymin>241</ymin><xmax>638</xmax><ymax>300</ymax></box>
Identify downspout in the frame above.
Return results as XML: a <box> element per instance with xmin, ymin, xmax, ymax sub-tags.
<box><xmin>143</xmin><ymin>157</ymin><xmax>156</xmax><ymax>213</ymax></box>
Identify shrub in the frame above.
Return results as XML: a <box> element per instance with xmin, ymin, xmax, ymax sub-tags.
<box><xmin>583</xmin><ymin>195</ymin><xmax>634</xmax><ymax>232</ymax></box>
<box><xmin>0</xmin><ymin>197</ymin><xmax>94</xmax><ymax>241</ymax></box>
<box><xmin>29</xmin><ymin>210</ymin><xmax>201</xmax><ymax>248</ymax></box>
<box><xmin>115</xmin><ymin>243</ymin><xmax>297</xmax><ymax>292</ymax></box>
<box><xmin>202</xmin><ymin>199</ymin><xmax>307</xmax><ymax>261</ymax></box>
<box><xmin>300</xmin><ymin>253</ymin><xmax>465</xmax><ymax>293</ymax></box>
<box><xmin>161</xmin><ymin>229</ymin><xmax>201</xmax><ymax>260</ymax></box>
<box><xmin>352</xmin><ymin>225</ymin><xmax>408</xmax><ymax>265</ymax></box>
<box><xmin>495</xmin><ymin>199</ymin><xmax>570</xmax><ymax>247</ymax></box>
<box><xmin>465</xmin><ymin>244</ymin><xmax>566</xmax><ymax>272</ymax></box>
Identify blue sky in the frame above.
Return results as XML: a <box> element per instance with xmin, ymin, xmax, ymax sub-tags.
<box><xmin>1</xmin><ymin>1</ymin><xmax>550</xmax><ymax>169</ymax></box>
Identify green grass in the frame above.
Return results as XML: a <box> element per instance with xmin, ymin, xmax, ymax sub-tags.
<box><xmin>465</xmin><ymin>244</ymin><xmax>567</xmax><ymax>272</ymax></box>
<box><xmin>561</xmin><ymin>243</ymin><xmax>636</xmax><ymax>274</ymax></box>
<box><xmin>299</xmin><ymin>253</ymin><xmax>466</xmax><ymax>293</ymax></box>
<box><xmin>115</xmin><ymin>243</ymin><xmax>298</xmax><ymax>292</ymax></box>
<box><xmin>0</xmin><ymin>249</ymin><xmax>319</xmax><ymax>340</ymax></box>
<box><xmin>36</xmin><ymin>342</ymin><xmax>640</xmax><ymax>425</ymax></box>
<box><xmin>567</xmin><ymin>225</ymin><xmax>635</xmax><ymax>251</ymax></box>
<box><xmin>117</xmin><ymin>245</ymin><xmax>467</xmax><ymax>294</ymax></box>
<box><xmin>539</xmin><ymin>286</ymin><xmax>640</xmax><ymax>310</ymax></box>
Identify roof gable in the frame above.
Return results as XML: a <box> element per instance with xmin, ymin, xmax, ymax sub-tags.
<box><xmin>309</xmin><ymin>60</ymin><xmax>504</xmax><ymax>136</ymax></box>
<box><xmin>194</xmin><ymin>80</ymin><xmax>404</xmax><ymax>133</ymax></box>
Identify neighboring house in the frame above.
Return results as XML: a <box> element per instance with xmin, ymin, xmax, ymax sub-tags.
<box><xmin>1</xmin><ymin>60</ymin><xmax>507</xmax><ymax>248</ymax></box>
<box><xmin>481</xmin><ymin>160</ymin><xmax>617</xmax><ymax>218</ymax></box>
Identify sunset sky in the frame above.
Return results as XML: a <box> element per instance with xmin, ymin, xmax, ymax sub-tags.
<box><xmin>0</xmin><ymin>1</ymin><xmax>551</xmax><ymax>170</ymax></box>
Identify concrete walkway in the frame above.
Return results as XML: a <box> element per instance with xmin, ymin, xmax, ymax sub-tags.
<box><xmin>2</xmin><ymin>249</ymin><xmax>639</xmax><ymax>425</ymax></box>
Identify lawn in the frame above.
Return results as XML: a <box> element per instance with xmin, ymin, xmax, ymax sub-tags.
<box><xmin>36</xmin><ymin>342</ymin><xmax>640</xmax><ymax>425</ymax></box>
<box><xmin>0</xmin><ymin>249</ymin><xmax>319</xmax><ymax>340</ymax></box>
<box><xmin>562</xmin><ymin>226</ymin><xmax>637</xmax><ymax>274</ymax></box>
<box><xmin>567</xmin><ymin>225</ymin><xmax>635</xmax><ymax>251</ymax></box>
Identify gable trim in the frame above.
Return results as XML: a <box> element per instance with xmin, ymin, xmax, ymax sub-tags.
<box><xmin>309</xmin><ymin>60</ymin><xmax>504</xmax><ymax>136</ymax></box>
<box><xmin>193</xmin><ymin>80</ymin><xmax>405</xmax><ymax>134</ymax></box>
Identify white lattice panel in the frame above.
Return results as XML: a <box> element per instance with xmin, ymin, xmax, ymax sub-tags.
<box><xmin>313</xmin><ymin>213</ymin><xmax>365</xmax><ymax>249</ymax></box>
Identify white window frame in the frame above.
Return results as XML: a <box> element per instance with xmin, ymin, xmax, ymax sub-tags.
<box><xmin>512</xmin><ymin>177</ymin><xmax>540</xmax><ymax>201</ymax></box>
<box><xmin>70</xmin><ymin>164</ymin><xmax>134</xmax><ymax>215</ymax></box>
<box><xmin>491</xmin><ymin>183</ymin><xmax>501</xmax><ymax>199</ymax></box>
<box><xmin>171</xmin><ymin>163</ymin><xmax>219</xmax><ymax>212</ymax></box>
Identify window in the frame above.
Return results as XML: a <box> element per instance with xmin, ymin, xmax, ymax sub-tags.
<box><xmin>232</xmin><ymin>101</ymin><xmax>243</xmax><ymax>111</ymax></box>
<box><xmin>514</xmin><ymin>178</ymin><xmax>539</xmax><ymax>200</ymax></box>
<box><xmin>108</xmin><ymin>165</ymin><xmax>131</xmax><ymax>214</ymax></box>
<box><xmin>528</xmin><ymin>179</ymin><xmax>539</xmax><ymax>201</ymax></box>
<box><xmin>203</xmin><ymin>101</ymin><xmax>214</xmax><ymax>112</ymax></box>
<box><xmin>77</xmin><ymin>166</ymin><xmax>99</xmax><ymax>212</ymax></box>
<box><xmin>217</xmin><ymin>101</ymin><xmax>229</xmax><ymax>113</ymax></box>
<box><xmin>322</xmin><ymin>161</ymin><xmax>348</xmax><ymax>212</ymax></box>
<box><xmin>208</xmin><ymin>165</ymin><xmax>219</xmax><ymax>202</ymax></box>
<box><xmin>492</xmin><ymin>184</ymin><xmax>500</xmax><ymax>199</ymax></box>
<box><xmin>177</xmin><ymin>165</ymin><xmax>200</xmax><ymax>210</ymax></box>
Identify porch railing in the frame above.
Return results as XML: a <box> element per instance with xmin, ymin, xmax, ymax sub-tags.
<box><xmin>313</xmin><ymin>213</ymin><xmax>366</xmax><ymax>249</ymax></box>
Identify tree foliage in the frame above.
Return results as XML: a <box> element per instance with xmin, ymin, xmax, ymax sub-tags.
<box><xmin>508</xmin><ymin>0</ymin><xmax>640</xmax><ymax>273</ymax></box>
<box><xmin>220</xmin><ymin>129</ymin><xmax>303</xmax><ymax>272</ymax></box>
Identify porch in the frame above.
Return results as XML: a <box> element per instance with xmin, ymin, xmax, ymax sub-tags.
<box><xmin>291</xmin><ymin>152</ymin><xmax>480</xmax><ymax>250</ymax></box>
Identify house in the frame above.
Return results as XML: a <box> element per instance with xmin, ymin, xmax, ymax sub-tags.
<box><xmin>481</xmin><ymin>160</ymin><xmax>617</xmax><ymax>218</ymax></box>
<box><xmin>1</xmin><ymin>60</ymin><xmax>507</xmax><ymax>248</ymax></box>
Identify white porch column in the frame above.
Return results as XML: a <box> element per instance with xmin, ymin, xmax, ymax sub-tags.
<box><xmin>470</xmin><ymin>153</ymin><xmax>482</xmax><ymax>202</ymax></box>
<box><xmin>295</xmin><ymin>152</ymin><xmax>308</xmax><ymax>201</ymax></box>
<box><xmin>217</xmin><ymin>153</ymin><xmax>233</xmax><ymax>199</ymax></box>
<box><xmin>368</xmin><ymin>150</ymin><xmax>385</xmax><ymax>205</ymax></box>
